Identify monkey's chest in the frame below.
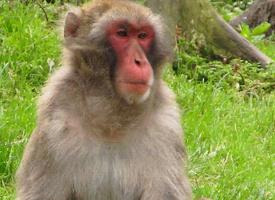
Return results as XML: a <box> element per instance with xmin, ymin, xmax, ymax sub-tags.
<box><xmin>68</xmin><ymin>141</ymin><xmax>153</xmax><ymax>200</ymax></box>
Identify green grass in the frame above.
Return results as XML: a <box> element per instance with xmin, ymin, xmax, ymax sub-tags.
<box><xmin>256</xmin><ymin>40</ymin><xmax>275</xmax><ymax>60</ymax></box>
<box><xmin>0</xmin><ymin>1</ymin><xmax>274</xmax><ymax>199</ymax></box>
<box><xmin>0</xmin><ymin>0</ymin><xmax>60</xmax><ymax>190</ymax></box>
<box><xmin>166</xmin><ymin>70</ymin><xmax>275</xmax><ymax>199</ymax></box>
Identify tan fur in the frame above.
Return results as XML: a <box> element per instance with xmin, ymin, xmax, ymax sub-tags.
<box><xmin>16</xmin><ymin>1</ymin><xmax>192</xmax><ymax>199</ymax></box>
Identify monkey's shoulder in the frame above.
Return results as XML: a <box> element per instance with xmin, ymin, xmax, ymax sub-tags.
<box><xmin>154</xmin><ymin>80</ymin><xmax>181</xmax><ymax>119</ymax></box>
<box><xmin>37</xmin><ymin>67</ymin><xmax>86</xmax><ymax>115</ymax></box>
<box><xmin>157</xmin><ymin>80</ymin><xmax>178</xmax><ymax>104</ymax></box>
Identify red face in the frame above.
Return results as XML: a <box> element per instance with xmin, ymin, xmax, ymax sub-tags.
<box><xmin>107</xmin><ymin>20</ymin><xmax>155</xmax><ymax>104</ymax></box>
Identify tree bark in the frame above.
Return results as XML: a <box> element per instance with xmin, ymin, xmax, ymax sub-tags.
<box><xmin>142</xmin><ymin>0</ymin><xmax>272</xmax><ymax>67</ymax></box>
<box><xmin>230</xmin><ymin>0</ymin><xmax>275</xmax><ymax>36</ymax></box>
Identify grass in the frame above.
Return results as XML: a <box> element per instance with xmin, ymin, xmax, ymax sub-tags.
<box><xmin>167</xmin><ymin>71</ymin><xmax>275</xmax><ymax>199</ymax></box>
<box><xmin>0</xmin><ymin>0</ymin><xmax>60</xmax><ymax>193</ymax></box>
<box><xmin>0</xmin><ymin>1</ymin><xmax>274</xmax><ymax>199</ymax></box>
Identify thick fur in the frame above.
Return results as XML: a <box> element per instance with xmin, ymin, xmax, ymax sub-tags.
<box><xmin>16</xmin><ymin>0</ymin><xmax>192</xmax><ymax>199</ymax></box>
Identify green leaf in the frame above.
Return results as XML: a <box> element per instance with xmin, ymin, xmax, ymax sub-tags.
<box><xmin>252</xmin><ymin>22</ymin><xmax>271</xmax><ymax>36</ymax></box>
<box><xmin>240</xmin><ymin>23</ymin><xmax>251</xmax><ymax>39</ymax></box>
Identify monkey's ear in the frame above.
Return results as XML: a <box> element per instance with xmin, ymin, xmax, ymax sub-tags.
<box><xmin>64</xmin><ymin>12</ymin><xmax>80</xmax><ymax>38</ymax></box>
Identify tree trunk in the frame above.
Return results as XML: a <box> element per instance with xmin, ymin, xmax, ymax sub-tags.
<box><xmin>141</xmin><ymin>0</ymin><xmax>272</xmax><ymax>67</ymax></box>
<box><xmin>230</xmin><ymin>0</ymin><xmax>275</xmax><ymax>36</ymax></box>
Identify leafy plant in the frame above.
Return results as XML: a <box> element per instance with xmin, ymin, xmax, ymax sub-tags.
<box><xmin>174</xmin><ymin>35</ymin><xmax>275</xmax><ymax>96</ymax></box>
<box><xmin>240</xmin><ymin>22</ymin><xmax>271</xmax><ymax>42</ymax></box>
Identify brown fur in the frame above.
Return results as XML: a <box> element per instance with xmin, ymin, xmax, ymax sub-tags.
<box><xmin>16</xmin><ymin>0</ymin><xmax>192</xmax><ymax>199</ymax></box>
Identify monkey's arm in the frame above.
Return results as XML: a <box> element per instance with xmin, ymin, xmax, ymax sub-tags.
<box><xmin>140</xmin><ymin>156</ymin><xmax>192</xmax><ymax>200</ymax></box>
<box><xmin>141</xmin><ymin>90</ymin><xmax>192</xmax><ymax>200</ymax></box>
<box><xmin>16</xmin><ymin>129</ymin><xmax>71</xmax><ymax>200</ymax></box>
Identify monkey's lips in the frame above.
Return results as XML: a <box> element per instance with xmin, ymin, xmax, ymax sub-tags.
<box><xmin>118</xmin><ymin>81</ymin><xmax>151</xmax><ymax>95</ymax></box>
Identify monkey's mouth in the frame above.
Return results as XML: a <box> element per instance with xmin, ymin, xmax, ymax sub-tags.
<box><xmin>119</xmin><ymin>81</ymin><xmax>151</xmax><ymax>95</ymax></box>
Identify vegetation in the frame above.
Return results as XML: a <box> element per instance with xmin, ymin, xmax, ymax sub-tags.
<box><xmin>0</xmin><ymin>1</ymin><xmax>274</xmax><ymax>199</ymax></box>
<box><xmin>211</xmin><ymin>0</ymin><xmax>253</xmax><ymax>10</ymax></box>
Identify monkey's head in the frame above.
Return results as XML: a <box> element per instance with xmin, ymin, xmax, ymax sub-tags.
<box><xmin>63</xmin><ymin>0</ymin><xmax>172</xmax><ymax>105</ymax></box>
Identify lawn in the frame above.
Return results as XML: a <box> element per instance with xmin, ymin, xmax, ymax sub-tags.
<box><xmin>0</xmin><ymin>1</ymin><xmax>274</xmax><ymax>200</ymax></box>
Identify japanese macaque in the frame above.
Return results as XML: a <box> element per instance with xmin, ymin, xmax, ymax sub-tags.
<box><xmin>16</xmin><ymin>0</ymin><xmax>192</xmax><ymax>199</ymax></box>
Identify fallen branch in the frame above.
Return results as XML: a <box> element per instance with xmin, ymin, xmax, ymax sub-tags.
<box><xmin>230</xmin><ymin>0</ymin><xmax>275</xmax><ymax>36</ymax></box>
<box><xmin>143</xmin><ymin>0</ymin><xmax>272</xmax><ymax>67</ymax></box>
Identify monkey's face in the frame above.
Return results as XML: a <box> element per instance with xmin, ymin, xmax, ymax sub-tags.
<box><xmin>63</xmin><ymin>2</ymin><xmax>173</xmax><ymax>105</ymax></box>
<box><xmin>107</xmin><ymin>20</ymin><xmax>155</xmax><ymax>105</ymax></box>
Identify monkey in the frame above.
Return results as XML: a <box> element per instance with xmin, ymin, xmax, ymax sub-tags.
<box><xmin>16</xmin><ymin>0</ymin><xmax>192</xmax><ymax>199</ymax></box>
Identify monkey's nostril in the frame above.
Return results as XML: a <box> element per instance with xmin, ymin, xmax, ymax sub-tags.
<box><xmin>135</xmin><ymin>59</ymin><xmax>141</xmax><ymax>66</ymax></box>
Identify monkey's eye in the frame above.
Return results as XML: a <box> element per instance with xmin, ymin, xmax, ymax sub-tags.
<box><xmin>138</xmin><ymin>32</ymin><xmax>148</xmax><ymax>39</ymax></box>
<box><xmin>117</xmin><ymin>29</ymin><xmax>128</xmax><ymax>37</ymax></box>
